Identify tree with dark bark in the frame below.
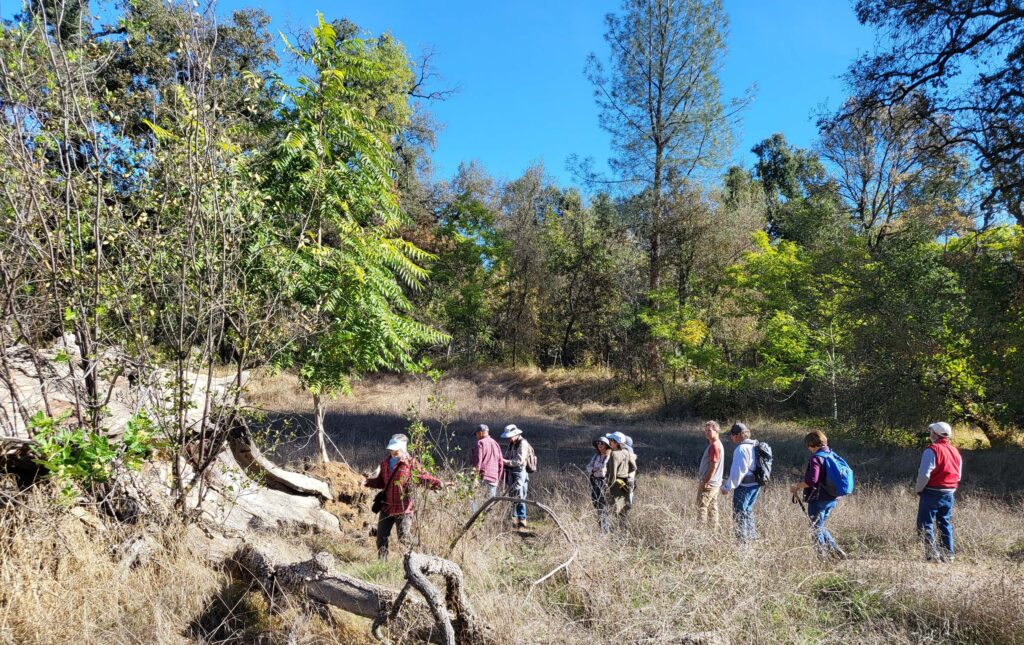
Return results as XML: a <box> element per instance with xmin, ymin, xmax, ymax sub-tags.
<box><xmin>848</xmin><ymin>0</ymin><xmax>1024</xmax><ymax>225</ymax></box>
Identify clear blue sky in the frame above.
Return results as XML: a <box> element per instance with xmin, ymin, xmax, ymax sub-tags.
<box><xmin>163</xmin><ymin>1</ymin><xmax>880</xmax><ymax>186</ymax></box>
<box><xmin>220</xmin><ymin>0</ymin><xmax>872</xmax><ymax>186</ymax></box>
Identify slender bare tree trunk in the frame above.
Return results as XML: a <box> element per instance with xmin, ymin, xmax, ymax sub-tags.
<box><xmin>314</xmin><ymin>392</ymin><xmax>329</xmax><ymax>463</ymax></box>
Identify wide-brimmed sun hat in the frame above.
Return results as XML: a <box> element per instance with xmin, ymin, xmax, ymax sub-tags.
<box><xmin>593</xmin><ymin>436</ymin><xmax>611</xmax><ymax>448</ymax></box>
<box><xmin>605</xmin><ymin>431</ymin><xmax>627</xmax><ymax>445</ymax></box>
<box><xmin>500</xmin><ymin>424</ymin><xmax>523</xmax><ymax>439</ymax></box>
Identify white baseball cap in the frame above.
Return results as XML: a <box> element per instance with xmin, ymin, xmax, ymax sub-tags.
<box><xmin>386</xmin><ymin>434</ymin><xmax>409</xmax><ymax>450</ymax></box>
<box><xmin>928</xmin><ymin>422</ymin><xmax>952</xmax><ymax>438</ymax></box>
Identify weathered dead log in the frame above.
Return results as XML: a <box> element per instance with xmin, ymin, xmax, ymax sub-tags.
<box><xmin>231</xmin><ymin>544</ymin><xmax>497</xmax><ymax>645</ymax></box>
<box><xmin>228</xmin><ymin>428</ymin><xmax>332</xmax><ymax>500</ymax></box>
<box><xmin>398</xmin><ymin>551</ymin><xmax>495</xmax><ymax>645</ymax></box>
<box><xmin>232</xmin><ymin>544</ymin><xmax>399</xmax><ymax>618</ymax></box>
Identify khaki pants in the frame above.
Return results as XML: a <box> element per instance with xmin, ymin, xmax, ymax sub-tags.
<box><xmin>696</xmin><ymin>485</ymin><xmax>720</xmax><ymax>528</ymax></box>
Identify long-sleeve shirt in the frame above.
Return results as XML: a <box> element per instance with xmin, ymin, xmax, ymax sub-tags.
<box><xmin>364</xmin><ymin>455</ymin><xmax>442</xmax><ymax>516</ymax></box>
<box><xmin>803</xmin><ymin>448</ymin><xmax>835</xmax><ymax>502</ymax></box>
<box><xmin>503</xmin><ymin>437</ymin><xmax>534</xmax><ymax>471</ymax></box>
<box><xmin>586</xmin><ymin>452</ymin><xmax>609</xmax><ymax>479</ymax></box>
<box><xmin>723</xmin><ymin>439</ymin><xmax>758</xmax><ymax>491</ymax></box>
<box><xmin>605</xmin><ymin>448</ymin><xmax>636</xmax><ymax>482</ymax></box>
<box><xmin>472</xmin><ymin>435</ymin><xmax>504</xmax><ymax>484</ymax></box>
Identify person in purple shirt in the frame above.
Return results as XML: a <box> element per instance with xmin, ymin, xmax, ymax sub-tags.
<box><xmin>471</xmin><ymin>424</ymin><xmax>503</xmax><ymax>509</ymax></box>
<box><xmin>790</xmin><ymin>430</ymin><xmax>847</xmax><ymax>560</ymax></box>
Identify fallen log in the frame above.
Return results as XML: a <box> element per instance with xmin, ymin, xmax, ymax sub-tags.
<box><xmin>232</xmin><ymin>544</ymin><xmax>399</xmax><ymax>618</ymax></box>
<box><xmin>230</xmin><ymin>543</ymin><xmax>497</xmax><ymax>645</ymax></box>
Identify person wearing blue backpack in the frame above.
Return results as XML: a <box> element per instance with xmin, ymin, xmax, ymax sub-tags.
<box><xmin>789</xmin><ymin>430</ymin><xmax>852</xmax><ymax>560</ymax></box>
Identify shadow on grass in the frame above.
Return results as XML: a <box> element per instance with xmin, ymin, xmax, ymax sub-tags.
<box><xmin>261</xmin><ymin>409</ymin><xmax>1024</xmax><ymax>499</ymax></box>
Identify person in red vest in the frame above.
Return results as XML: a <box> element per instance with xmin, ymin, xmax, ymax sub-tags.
<box><xmin>914</xmin><ymin>422</ymin><xmax>962</xmax><ymax>562</ymax></box>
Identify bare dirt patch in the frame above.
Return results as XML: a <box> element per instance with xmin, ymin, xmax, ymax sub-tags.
<box><xmin>302</xmin><ymin>461</ymin><xmax>373</xmax><ymax>529</ymax></box>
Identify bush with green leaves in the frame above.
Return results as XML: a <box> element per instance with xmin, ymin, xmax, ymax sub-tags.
<box><xmin>31</xmin><ymin>411</ymin><xmax>158</xmax><ymax>500</ymax></box>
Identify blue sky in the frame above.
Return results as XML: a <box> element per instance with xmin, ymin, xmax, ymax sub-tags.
<box><xmin>216</xmin><ymin>0</ymin><xmax>874</xmax><ymax>186</ymax></box>
<box><xmin>20</xmin><ymin>0</ymin><xmax>878</xmax><ymax>187</ymax></box>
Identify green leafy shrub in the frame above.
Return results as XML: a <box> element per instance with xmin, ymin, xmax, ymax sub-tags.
<box><xmin>31</xmin><ymin>410</ymin><xmax>158</xmax><ymax>499</ymax></box>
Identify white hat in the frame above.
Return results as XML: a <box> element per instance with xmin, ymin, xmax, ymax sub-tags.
<box><xmin>928</xmin><ymin>422</ymin><xmax>952</xmax><ymax>438</ymax></box>
<box><xmin>605</xmin><ymin>431</ymin><xmax>627</xmax><ymax>445</ymax></box>
<box><xmin>500</xmin><ymin>424</ymin><xmax>523</xmax><ymax>439</ymax></box>
<box><xmin>386</xmin><ymin>434</ymin><xmax>409</xmax><ymax>451</ymax></box>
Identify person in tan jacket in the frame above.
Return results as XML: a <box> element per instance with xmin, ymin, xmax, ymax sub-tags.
<box><xmin>604</xmin><ymin>432</ymin><xmax>636</xmax><ymax>522</ymax></box>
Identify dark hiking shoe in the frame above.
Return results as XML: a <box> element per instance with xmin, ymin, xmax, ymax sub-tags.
<box><xmin>518</xmin><ymin>520</ymin><xmax>529</xmax><ymax>529</ymax></box>
<box><xmin>831</xmin><ymin>546</ymin><xmax>848</xmax><ymax>561</ymax></box>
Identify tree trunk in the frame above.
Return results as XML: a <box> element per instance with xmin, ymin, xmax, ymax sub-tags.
<box><xmin>314</xmin><ymin>392</ymin><xmax>329</xmax><ymax>463</ymax></box>
<box><xmin>831</xmin><ymin>370</ymin><xmax>838</xmax><ymax>421</ymax></box>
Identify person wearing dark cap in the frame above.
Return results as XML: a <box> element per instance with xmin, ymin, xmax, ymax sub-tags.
<box><xmin>472</xmin><ymin>424</ymin><xmax>503</xmax><ymax>508</ymax></box>
<box><xmin>720</xmin><ymin>422</ymin><xmax>760</xmax><ymax>542</ymax></box>
<box><xmin>915</xmin><ymin>422</ymin><xmax>962</xmax><ymax>562</ymax></box>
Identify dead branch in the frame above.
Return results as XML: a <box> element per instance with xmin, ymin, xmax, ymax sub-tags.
<box><xmin>447</xmin><ymin>495</ymin><xmax>578</xmax><ymax>599</ymax></box>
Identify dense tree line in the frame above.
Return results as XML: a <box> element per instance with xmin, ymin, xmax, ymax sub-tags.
<box><xmin>1</xmin><ymin>0</ymin><xmax>1022</xmax><ymax>451</ymax></box>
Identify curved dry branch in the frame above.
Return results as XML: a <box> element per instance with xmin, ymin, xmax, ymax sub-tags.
<box><xmin>447</xmin><ymin>495</ymin><xmax>578</xmax><ymax>600</ymax></box>
<box><xmin>403</xmin><ymin>552</ymin><xmax>457</xmax><ymax>645</ymax></box>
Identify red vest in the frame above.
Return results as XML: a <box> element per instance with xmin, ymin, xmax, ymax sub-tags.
<box><xmin>926</xmin><ymin>439</ymin><xmax>962</xmax><ymax>490</ymax></box>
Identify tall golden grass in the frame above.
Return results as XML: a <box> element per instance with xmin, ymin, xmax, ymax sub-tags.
<box><xmin>1</xmin><ymin>369</ymin><xmax>1022</xmax><ymax>644</ymax></box>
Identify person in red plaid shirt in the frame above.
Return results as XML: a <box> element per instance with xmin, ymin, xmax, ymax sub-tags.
<box><xmin>362</xmin><ymin>434</ymin><xmax>444</xmax><ymax>558</ymax></box>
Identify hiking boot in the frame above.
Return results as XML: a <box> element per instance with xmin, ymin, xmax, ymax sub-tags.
<box><xmin>518</xmin><ymin>519</ymin><xmax>529</xmax><ymax>529</ymax></box>
<box><xmin>831</xmin><ymin>546</ymin><xmax>848</xmax><ymax>561</ymax></box>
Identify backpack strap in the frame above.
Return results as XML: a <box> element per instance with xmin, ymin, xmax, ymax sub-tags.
<box><xmin>382</xmin><ymin>459</ymin><xmax>403</xmax><ymax>494</ymax></box>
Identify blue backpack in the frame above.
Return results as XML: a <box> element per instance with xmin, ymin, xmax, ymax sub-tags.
<box><xmin>816</xmin><ymin>450</ymin><xmax>854</xmax><ymax>497</ymax></box>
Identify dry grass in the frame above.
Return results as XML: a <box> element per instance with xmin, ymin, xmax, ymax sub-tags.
<box><xmin>271</xmin><ymin>370</ymin><xmax>1024</xmax><ymax>644</ymax></box>
<box><xmin>247</xmin><ymin>366</ymin><xmax>650</xmax><ymax>425</ymax></box>
<box><xmin>1</xmin><ymin>369</ymin><xmax>1022</xmax><ymax>644</ymax></box>
<box><xmin>415</xmin><ymin>473</ymin><xmax>1024</xmax><ymax>644</ymax></box>
<box><xmin>0</xmin><ymin>488</ymin><xmax>220</xmax><ymax>645</ymax></box>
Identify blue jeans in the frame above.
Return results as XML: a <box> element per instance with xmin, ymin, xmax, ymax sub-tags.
<box><xmin>808</xmin><ymin>498</ymin><xmax>840</xmax><ymax>555</ymax></box>
<box><xmin>506</xmin><ymin>469</ymin><xmax>528</xmax><ymax>520</ymax></box>
<box><xmin>470</xmin><ymin>480</ymin><xmax>498</xmax><ymax>513</ymax></box>
<box><xmin>917</xmin><ymin>489</ymin><xmax>955</xmax><ymax>558</ymax></box>
<box><xmin>732</xmin><ymin>485</ymin><xmax>761</xmax><ymax>542</ymax></box>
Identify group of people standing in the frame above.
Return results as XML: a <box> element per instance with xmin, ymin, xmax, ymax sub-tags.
<box><xmin>363</xmin><ymin>419</ymin><xmax>963</xmax><ymax>563</ymax></box>
<box><xmin>581</xmin><ymin>419</ymin><xmax>963</xmax><ymax>561</ymax></box>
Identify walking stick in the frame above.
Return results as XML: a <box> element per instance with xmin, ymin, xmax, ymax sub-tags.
<box><xmin>791</xmin><ymin>492</ymin><xmax>813</xmax><ymax>528</ymax></box>
<box><xmin>791</xmin><ymin>492</ymin><xmax>806</xmax><ymax>514</ymax></box>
